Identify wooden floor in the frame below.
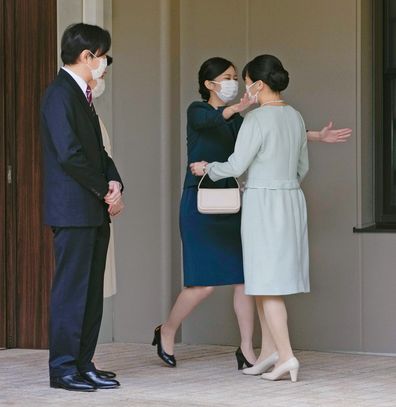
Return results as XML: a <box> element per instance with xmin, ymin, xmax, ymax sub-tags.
<box><xmin>1</xmin><ymin>343</ymin><xmax>395</xmax><ymax>406</ymax></box>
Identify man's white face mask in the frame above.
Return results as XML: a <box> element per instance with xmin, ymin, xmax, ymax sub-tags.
<box><xmin>88</xmin><ymin>52</ymin><xmax>107</xmax><ymax>80</ymax></box>
<box><xmin>92</xmin><ymin>78</ymin><xmax>105</xmax><ymax>98</ymax></box>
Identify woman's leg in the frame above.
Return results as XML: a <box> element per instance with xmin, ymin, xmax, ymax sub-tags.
<box><xmin>260</xmin><ymin>295</ymin><xmax>294</xmax><ymax>367</ymax></box>
<box><xmin>161</xmin><ymin>286</ymin><xmax>215</xmax><ymax>355</ymax></box>
<box><xmin>233</xmin><ymin>284</ymin><xmax>256</xmax><ymax>363</ymax></box>
<box><xmin>255</xmin><ymin>296</ymin><xmax>277</xmax><ymax>363</ymax></box>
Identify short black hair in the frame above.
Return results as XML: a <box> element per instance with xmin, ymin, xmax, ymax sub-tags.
<box><xmin>242</xmin><ymin>55</ymin><xmax>289</xmax><ymax>92</ymax></box>
<box><xmin>198</xmin><ymin>57</ymin><xmax>235</xmax><ymax>101</ymax></box>
<box><xmin>106</xmin><ymin>55</ymin><xmax>113</xmax><ymax>66</ymax></box>
<box><xmin>61</xmin><ymin>23</ymin><xmax>111</xmax><ymax>65</ymax></box>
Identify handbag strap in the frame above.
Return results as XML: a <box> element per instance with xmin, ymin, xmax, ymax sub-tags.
<box><xmin>197</xmin><ymin>172</ymin><xmax>240</xmax><ymax>190</ymax></box>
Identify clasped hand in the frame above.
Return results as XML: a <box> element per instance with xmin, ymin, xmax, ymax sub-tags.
<box><xmin>190</xmin><ymin>161</ymin><xmax>208</xmax><ymax>177</ymax></box>
<box><xmin>104</xmin><ymin>181</ymin><xmax>125</xmax><ymax>217</ymax></box>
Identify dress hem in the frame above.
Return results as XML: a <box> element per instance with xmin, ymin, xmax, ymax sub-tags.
<box><xmin>184</xmin><ymin>281</ymin><xmax>244</xmax><ymax>287</ymax></box>
<box><xmin>245</xmin><ymin>289</ymin><xmax>310</xmax><ymax>296</ymax></box>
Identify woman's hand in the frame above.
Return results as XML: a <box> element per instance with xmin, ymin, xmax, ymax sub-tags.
<box><xmin>232</xmin><ymin>93</ymin><xmax>256</xmax><ymax>113</ymax></box>
<box><xmin>223</xmin><ymin>93</ymin><xmax>255</xmax><ymax>119</ymax></box>
<box><xmin>308</xmin><ymin>121</ymin><xmax>352</xmax><ymax>143</ymax></box>
<box><xmin>190</xmin><ymin>161</ymin><xmax>208</xmax><ymax>176</ymax></box>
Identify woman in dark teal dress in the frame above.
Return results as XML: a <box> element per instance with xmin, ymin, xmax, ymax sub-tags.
<box><xmin>181</xmin><ymin>104</ymin><xmax>245</xmax><ymax>286</ymax></box>
<box><xmin>152</xmin><ymin>57</ymin><xmax>353</xmax><ymax>369</ymax></box>
<box><xmin>153</xmin><ymin>57</ymin><xmax>258</xmax><ymax>368</ymax></box>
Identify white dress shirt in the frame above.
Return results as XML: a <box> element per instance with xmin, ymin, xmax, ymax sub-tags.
<box><xmin>61</xmin><ymin>66</ymin><xmax>88</xmax><ymax>98</ymax></box>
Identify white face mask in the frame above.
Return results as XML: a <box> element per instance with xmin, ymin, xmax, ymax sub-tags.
<box><xmin>246</xmin><ymin>81</ymin><xmax>259</xmax><ymax>103</ymax></box>
<box><xmin>212</xmin><ymin>79</ymin><xmax>239</xmax><ymax>103</ymax></box>
<box><xmin>88</xmin><ymin>52</ymin><xmax>107</xmax><ymax>80</ymax></box>
<box><xmin>92</xmin><ymin>78</ymin><xmax>106</xmax><ymax>98</ymax></box>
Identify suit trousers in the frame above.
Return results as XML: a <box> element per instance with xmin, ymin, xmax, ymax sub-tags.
<box><xmin>49</xmin><ymin>222</ymin><xmax>110</xmax><ymax>378</ymax></box>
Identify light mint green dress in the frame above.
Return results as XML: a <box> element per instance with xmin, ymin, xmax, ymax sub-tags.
<box><xmin>206</xmin><ymin>105</ymin><xmax>309</xmax><ymax>295</ymax></box>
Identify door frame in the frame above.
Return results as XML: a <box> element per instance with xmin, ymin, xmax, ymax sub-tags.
<box><xmin>1</xmin><ymin>0</ymin><xmax>57</xmax><ymax>349</ymax></box>
<box><xmin>4</xmin><ymin>0</ymin><xmax>17</xmax><ymax>348</ymax></box>
<box><xmin>0</xmin><ymin>0</ymin><xmax>6</xmax><ymax>349</ymax></box>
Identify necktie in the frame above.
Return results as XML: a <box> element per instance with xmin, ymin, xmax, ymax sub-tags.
<box><xmin>86</xmin><ymin>85</ymin><xmax>96</xmax><ymax>114</ymax></box>
<box><xmin>86</xmin><ymin>85</ymin><xmax>93</xmax><ymax>106</ymax></box>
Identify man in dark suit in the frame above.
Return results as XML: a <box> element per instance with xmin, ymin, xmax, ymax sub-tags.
<box><xmin>41</xmin><ymin>23</ymin><xmax>124</xmax><ymax>392</ymax></box>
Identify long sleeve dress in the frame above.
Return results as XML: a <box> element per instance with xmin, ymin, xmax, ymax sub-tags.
<box><xmin>180</xmin><ymin>101</ymin><xmax>245</xmax><ymax>286</ymax></box>
<box><xmin>206</xmin><ymin>105</ymin><xmax>310</xmax><ymax>295</ymax></box>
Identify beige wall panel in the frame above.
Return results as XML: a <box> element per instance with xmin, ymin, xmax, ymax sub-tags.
<box><xmin>167</xmin><ymin>1</ymin><xmax>182</xmax><ymax>309</ymax></box>
<box><xmin>112</xmin><ymin>0</ymin><xmax>165</xmax><ymax>342</ymax></box>
<box><xmin>362</xmin><ymin>234</ymin><xmax>396</xmax><ymax>353</ymax></box>
<box><xmin>180</xmin><ymin>0</ymin><xmax>254</xmax><ymax>346</ymax></box>
<box><xmin>247</xmin><ymin>0</ymin><xmax>361</xmax><ymax>351</ymax></box>
<box><xmin>57</xmin><ymin>0</ymin><xmax>83</xmax><ymax>69</ymax></box>
<box><xmin>359</xmin><ymin>0</ymin><xmax>374</xmax><ymax>226</ymax></box>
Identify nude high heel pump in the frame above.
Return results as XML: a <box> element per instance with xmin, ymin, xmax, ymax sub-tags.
<box><xmin>261</xmin><ymin>357</ymin><xmax>300</xmax><ymax>382</ymax></box>
<box><xmin>242</xmin><ymin>352</ymin><xmax>279</xmax><ymax>375</ymax></box>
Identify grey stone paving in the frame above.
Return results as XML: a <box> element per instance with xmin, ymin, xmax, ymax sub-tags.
<box><xmin>0</xmin><ymin>343</ymin><xmax>395</xmax><ymax>406</ymax></box>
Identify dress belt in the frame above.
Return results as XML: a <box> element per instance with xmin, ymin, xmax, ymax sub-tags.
<box><xmin>245</xmin><ymin>179</ymin><xmax>300</xmax><ymax>189</ymax></box>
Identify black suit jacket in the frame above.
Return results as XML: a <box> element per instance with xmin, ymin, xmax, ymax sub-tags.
<box><xmin>41</xmin><ymin>69</ymin><xmax>123</xmax><ymax>226</ymax></box>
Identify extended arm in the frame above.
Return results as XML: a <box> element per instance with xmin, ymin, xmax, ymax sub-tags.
<box><xmin>188</xmin><ymin>94</ymin><xmax>254</xmax><ymax>130</ymax></box>
<box><xmin>307</xmin><ymin>121</ymin><xmax>352</xmax><ymax>143</ymax></box>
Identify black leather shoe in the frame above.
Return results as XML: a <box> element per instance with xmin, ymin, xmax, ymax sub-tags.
<box><xmin>235</xmin><ymin>347</ymin><xmax>254</xmax><ymax>370</ymax></box>
<box><xmin>152</xmin><ymin>325</ymin><xmax>176</xmax><ymax>367</ymax></box>
<box><xmin>50</xmin><ymin>373</ymin><xmax>97</xmax><ymax>392</ymax></box>
<box><xmin>96</xmin><ymin>369</ymin><xmax>117</xmax><ymax>379</ymax></box>
<box><xmin>81</xmin><ymin>370</ymin><xmax>120</xmax><ymax>389</ymax></box>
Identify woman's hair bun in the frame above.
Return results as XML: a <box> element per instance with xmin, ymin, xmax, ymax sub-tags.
<box><xmin>267</xmin><ymin>69</ymin><xmax>289</xmax><ymax>92</ymax></box>
<box><xmin>242</xmin><ymin>54</ymin><xmax>289</xmax><ymax>92</ymax></box>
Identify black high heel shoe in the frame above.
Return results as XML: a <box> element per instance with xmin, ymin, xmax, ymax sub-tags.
<box><xmin>152</xmin><ymin>325</ymin><xmax>176</xmax><ymax>367</ymax></box>
<box><xmin>235</xmin><ymin>347</ymin><xmax>253</xmax><ymax>370</ymax></box>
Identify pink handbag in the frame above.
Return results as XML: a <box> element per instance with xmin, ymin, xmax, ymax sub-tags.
<box><xmin>197</xmin><ymin>174</ymin><xmax>241</xmax><ymax>214</ymax></box>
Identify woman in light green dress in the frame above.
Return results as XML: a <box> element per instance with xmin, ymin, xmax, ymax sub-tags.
<box><xmin>191</xmin><ymin>54</ymin><xmax>308</xmax><ymax>383</ymax></box>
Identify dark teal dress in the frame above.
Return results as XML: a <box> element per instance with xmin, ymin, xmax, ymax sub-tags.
<box><xmin>180</xmin><ymin>101</ymin><xmax>244</xmax><ymax>286</ymax></box>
